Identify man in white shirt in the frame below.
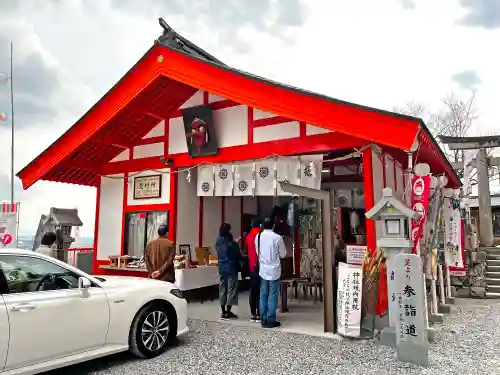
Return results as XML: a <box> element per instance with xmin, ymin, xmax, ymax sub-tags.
<box><xmin>255</xmin><ymin>217</ymin><xmax>287</xmax><ymax>328</ymax></box>
<box><xmin>34</xmin><ymin>232</ymin><xmax>57</xmax><ymax>257</ymax></box>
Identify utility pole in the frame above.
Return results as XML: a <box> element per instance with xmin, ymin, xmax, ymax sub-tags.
<box><xmin>439</xmin><ymin>135</ymin><xmax>500</xmax><ymax>247</ymax></box>
<box><xmin>0</xmin><ymin>42</ymin><xmax>15</xmax><ymax>205</ymax></box>
<box><xmin>9</xmin><ymin>42</ymin><xmax>14</xmax><ymax>205</ymax></box>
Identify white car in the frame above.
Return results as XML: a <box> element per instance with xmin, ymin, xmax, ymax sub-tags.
<box><xmin>0</xmin><ymin>249</ymin><xmax>189</xmax><ymax>375</ymax></box>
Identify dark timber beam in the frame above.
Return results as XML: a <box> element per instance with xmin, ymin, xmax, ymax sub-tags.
<box><xmin>278</xmin><ymin>181</ymin><xmax>337</xmax><ymax>334</ymax></box>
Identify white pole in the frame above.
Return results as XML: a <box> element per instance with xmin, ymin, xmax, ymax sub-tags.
<box><xmin>9</xmin><ymin>42</ymin><xmax>14</xmax><ymax>205</ymax></box>
<box><xmin>445</xmin><ymin>265</ymin><xmax>452</xmax><ymax>298</ymax></box>
<box><xmin>438</xmin><ymin>264</ymin><xmax>446</xmax><ymax>305</ymax></box>
<box><xmin>430</xmin><ymin>279</ymin><xmax>439</xmax><ymax>314</ymax></box>
<box><xmin>421</xmin><ymin>259</ymin><xmax>430</xmax><ymax>328</ymax></box>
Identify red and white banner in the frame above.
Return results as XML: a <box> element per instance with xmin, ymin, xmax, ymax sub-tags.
<box><xmin>0</xmin><ymin>202</ymin><xmax>19</xmax><ymax>248</ymax></box>
<box><xmin>448</xmin><ymin>219</ymin><xmax>466</xmax><ymax>276</ymax></box>
<box><xmin>410</xmin><ymin>176</ymin><xmax>431</xmax><ymax>254</ymax></box>
<box><xmin>444</xmin><ymin>194</ymin><xmax>466</xmax><ymax>274</ymax></box>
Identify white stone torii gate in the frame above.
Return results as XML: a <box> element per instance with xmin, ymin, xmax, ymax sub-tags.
<box><xmin>438</xmin><ymin>135</ymin><xmax>500</xmax><ymax>247</ymax></box>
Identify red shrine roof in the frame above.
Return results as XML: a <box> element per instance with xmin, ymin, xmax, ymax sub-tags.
<box><xmin>17</xmin><ymin>18</ymin><xmax>460</xmax><ymax>189</ymax></box>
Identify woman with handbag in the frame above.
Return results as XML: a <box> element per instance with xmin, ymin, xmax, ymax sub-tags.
<box><xmin>245</xmin><ymin>218</ymin><xmax>262</xmax><ymax>322</ymax></box>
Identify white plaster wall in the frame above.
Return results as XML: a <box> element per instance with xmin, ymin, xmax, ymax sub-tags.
<box><xmin>142</xmin><ymin>121</ymin><xmax>165</xmax><ymax>139</ymax></box>
<box><xmin>111</xmin><ymin>92</ymin><xmax>340</xmax><ymax>163</ymax></box>
<box><xmin>180</xmin><ymin>90</ymin><xmax>204</xmax><ymax>108</ymax></box>
<box><xmin>253</xmin><ymin>121</ymin><xmax>300</xmax><ymax>143</ymax></box>
<box><xmin>110</xmin><ymin>149</ymin><xmax>129</xmax><ymax>163</ymax></box>
<box><xmin>202</xmin><ymin>197</ymin><xmax>222</xmax><ymax>250</ymax></box>
<box><xmin>133</xmin><ymin>142</ymin><xmax>164</xmax><ymax>159</ymax></box>
<box><xmin>97</xmin><ymin>175</ymin><xmax>123</xmax><ymax>260</ymax></box>
<box><xmin>168</xmin><ymin>116</ymin><xmax>188</xmax><ymax>155</ymax></box>
<box><xmin>214</xmin><ymin>106</ymin><xmax>248</xmax><ymax>147</ymax></box>
<box><xmin>384</xmin><ymin>155</ymin><xmax>396</xmax><ymax>190</ymax></box>
<box><xmin>306</xmin><ymin>124</ymin><xmax>332</xmax><ymax>136</ymax></box>
<box><xmin>127</xmin><ymin>169</ymin><xmax>171</xmax><ymax>206</ymax></box>
<box><xmin>253</xmin><ymin>108</ymin><xmax>276</xmax><ymax>120</ymax></box>
<box><xmin>176</xmin><ymin>169</ymin><xmax>199</xmax><ymax>260</ymax></box>
<box><xmin>224</xmin><ymin>197</ymin><xmax>242</xmax><ymax>237</ymax></box>
<box><xmin>208</xmin><ymin>93</ymin><xmax>225</xmax><ymax>103</ymax></box>
<box><xmin>243</xmin><ymin>196</ymin><xmax>258</xmax><ymax>214</ymax></box>
<box><xmin>164</xmin><ymin>93</ymin><xmax>336</xmax><ymax>157</ymax></box>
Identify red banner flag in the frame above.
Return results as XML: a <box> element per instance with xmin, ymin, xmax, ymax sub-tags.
<box><xmin>410</xmin><ymin>175</ymin><xmax>431</xmax><ymax>254</ymax></box>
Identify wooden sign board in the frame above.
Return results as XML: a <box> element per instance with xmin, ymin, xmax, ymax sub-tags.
<box><xmin>133</xmin><ymin>175</ymin><xmax>162</xmax><ymax>200</ymax></box>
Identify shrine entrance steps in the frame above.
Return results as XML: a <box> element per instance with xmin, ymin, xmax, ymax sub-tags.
<box><xmin>485</xmin><ymin>247</ymin><xmax>500</xmax><ymax>299</ymax></box>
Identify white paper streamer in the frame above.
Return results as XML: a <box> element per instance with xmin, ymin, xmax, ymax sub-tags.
<box><xmin>214</xmin><ymin>164</ymin><xmax>233</xmax><ymax>196</ymax></box>
<box><xmin>233</xmin><ymin>162</ymin><xmax>254</xmax><ymax>196</ymax></box>
<box><xmin>255</xmin><ymin>159</ymin><xmax>275</xmax><ymax>196</ymax></box>
<box><xmin>197</xmin><ymin>165</ymin><xmax>215</xmax><ymax>196</ymax></box>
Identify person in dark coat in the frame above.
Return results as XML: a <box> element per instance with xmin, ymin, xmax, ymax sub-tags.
<box><xmin>215</xmin><ymin>223</ymin><xmax>241</xmax><ymax>319</ymax></box>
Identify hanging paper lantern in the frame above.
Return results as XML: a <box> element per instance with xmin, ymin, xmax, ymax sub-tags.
<box><xmin>413</xmin><ymin>163</ymin><xmax>430</xmax><ymax>177</ymax></box>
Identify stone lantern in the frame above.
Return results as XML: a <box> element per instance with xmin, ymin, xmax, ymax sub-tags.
<box><xmin>33</xmin><ymin>207</ymin><xmax>83</xmax><ymax>263</ymax></box>
<box><xmin>365</xmin><ymin>187</ymin><xmax>421</xmax><ymax>346</ymax></box>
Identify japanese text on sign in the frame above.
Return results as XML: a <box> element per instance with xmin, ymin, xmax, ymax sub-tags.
<box><xmin>337</xmin><ymin>262</ymin><xmax>363</xmax><ymax>337</ymax></box>
<box><xmin>395</xmin><ymin>253</ymin><xmax>428</xmax><ymax>366</ymax></box>
<box><xmin>133</xmin><ymin>175</ymin><xmax>162</xmax><ymax>199</ymax></box>
<box><xmin>346</xmin><ymin>245</ymin><xmax>367</xmax><ymax>266</ymax></box>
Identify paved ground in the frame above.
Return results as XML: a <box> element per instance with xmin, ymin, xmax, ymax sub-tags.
<box><xmin>48</xmin><ymin>298</ymin><xmax>500</xmax><ymax>375</ymax></box>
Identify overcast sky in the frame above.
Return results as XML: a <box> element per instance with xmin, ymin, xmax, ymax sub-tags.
<box><xmin>0</xmin><ymin>0</ymin><xmax>499</xmax><ymax>237</ymax></box>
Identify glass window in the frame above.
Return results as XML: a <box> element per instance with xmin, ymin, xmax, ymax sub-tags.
<box><xmin>0</xmin><ymin>255</ymin><xmax>80</xmax><ymax>294</ymax></box>
<box><xmin>124</xmin><ymin>211</ymin><xmax>170</xmax><ymax>258</ymax></box>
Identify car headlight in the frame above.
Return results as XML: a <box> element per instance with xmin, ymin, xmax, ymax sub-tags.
<box><xmin>170</xmin><ymin>288</ymin><xmax>184</xmax><ymax>299</ymax></box>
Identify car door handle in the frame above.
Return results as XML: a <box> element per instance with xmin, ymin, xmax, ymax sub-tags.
<box><xmin>10</xmin><ymin>304</ymin><xmax>38</xmax><ymax>312</ymax></box>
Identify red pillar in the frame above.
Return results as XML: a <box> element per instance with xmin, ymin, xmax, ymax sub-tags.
<box><xmin>363</xmin><ymin>147</ymin><xmax>388</xmax><ymax>317</ymax></box>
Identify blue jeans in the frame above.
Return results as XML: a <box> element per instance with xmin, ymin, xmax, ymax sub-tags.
<box><xmin>259</xmin><ymin>279</ymin><xmax>280</xmax><ymax>323</ymax></box>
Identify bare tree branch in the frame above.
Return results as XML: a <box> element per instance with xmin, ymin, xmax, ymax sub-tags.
<box><xmin>394</xmin><ymin>90</ymin><xmax>479</xmax><ymax>164</ymax></box>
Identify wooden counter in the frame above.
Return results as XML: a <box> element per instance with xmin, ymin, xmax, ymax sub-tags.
<box><xmin>98</xmin><ymin>265</ymin><xmax>148</xmax><ymax>278</ymax></box>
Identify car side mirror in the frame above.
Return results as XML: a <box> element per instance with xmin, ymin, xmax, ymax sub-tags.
<box><xmin>78</xmin><ymin>277</ymin><xmax>91</xmax><ymax>298</ymax></box>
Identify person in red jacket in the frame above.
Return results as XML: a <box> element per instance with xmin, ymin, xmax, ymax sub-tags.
<box><xmin>246</xmin><ymin>218</ymin><xmax>262</xmax><ymax>322</ymax></box>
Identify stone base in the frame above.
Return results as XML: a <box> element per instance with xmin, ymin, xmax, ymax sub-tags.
<box><xmin>438</xmin><ymin>304</ymin><xmax>452</xmax><ymax>314</ymax></box>
<box><xmin>445</xmin><ymin>297</ymin><xmax>456</xmax><ymax>305</ymax></box>
<box><xmin>375</xmin><ymin>326</ymin><xmax>436</xmax><ymax>347</ymax></box>
<box><xmin>428</xmin><ymin>313</ymin><xmax>444</xmax><ymax>323</ymax></box>
<box><xmin>397</xmin><ymin>341</ymin><xmax>430</xmax><ymax>367</ymax></box>
<box><xmin>427</xmin><ymin>327</ymin><xmax>437</xmax><ymax>342</ymax></box>
<box><xmin>375</xmin><ymin>326</ymin><xmax>397</xmax><ymax>348</ymax></box>
<box><xmin>374</xmin><ymin>313</ymin><xmax>389</xmax><ymax>330</ymax></box>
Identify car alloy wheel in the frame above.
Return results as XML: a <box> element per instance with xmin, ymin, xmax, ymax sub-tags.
<box><xmin>141</xmin><ymin>310</ymin><xmax>170</xmax><ymax>352</ymax></box>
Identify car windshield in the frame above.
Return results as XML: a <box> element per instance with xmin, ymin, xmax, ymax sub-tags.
<box><xmin>0</xmin><ymin>258</ymin><xmax>66</xmax><ymax>277</ymax></box>
<box><xmin>0</xmin><ymin>255</ymin><xmax>79</xmax><ymax>293</ymax></box>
